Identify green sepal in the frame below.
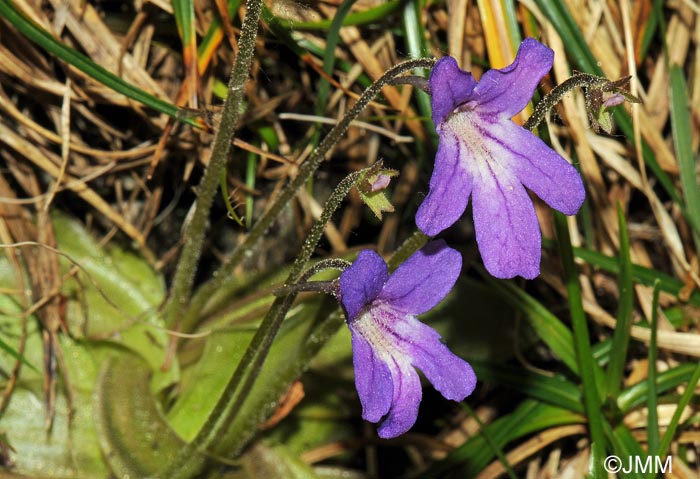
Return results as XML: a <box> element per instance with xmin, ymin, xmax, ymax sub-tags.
<box><xmin>355</xmin><ymin>162</ymin><xmax>399</xmax><ymax>220</ymax></box>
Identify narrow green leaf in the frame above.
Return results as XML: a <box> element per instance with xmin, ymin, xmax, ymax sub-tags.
<box><xmin>604</xmin><ymin>204</ymin><xmax>634</xmax><ymax>398</ymax></box>
<box><xmin>646</xmin><ymin>0</ymin><xmax>668</xmax><ymax>64</ymax></box>
<box><xmin>587</xmin><ymin>440</ymin><xmax>602</xmax><ymax>479</ymax></box>
<box><xmin>402</xmin><ymin>0</ymin><xmax>432</xmax><ymax>131</ymax></box>
<box><xmin>0</xmin><ymin>1</ymin><xmax>199</xmax><ymax>127</ymax></box>
<box><xmin>172</xmin><ymin>0</ymin><xmax>198</xmax><ymax>107</ymax></box>
<box><xmin>245</xmin><ymin>149</ymin><xmax>256</xmax><ymax>228</ymax></box>
<box><xmin>463</xmin><ymin>403</ymin><xmax>519</xmax><ymax>479</ymax></box>
<box><xmin>618</xmin><ymin>362</ymin><xmax>699</xmax><ymax>413</ymax></box>
<box><xmin>669</xmin><ymin>65</ymin><xmax>700</xmax><ymax>248</ymax></box>
<box><xmin>0</xmin><ymin>322</ymin><xmax>39</xmax><ymax>373</ymax></box>
<box><xmin>471</xmin><ymin>360</ymin><xmax>584</xmax><ymax>413</ymax></box>
<box><xmin>554</xmin><ymin>212</ymin><xmax>607</xmax><ymax>477</ymax></box>
<box><xmin>656</xmin><ymin>362</ymin><xmax>700</xmax><ymax>458</ymax></box>
<box><xmin>266</xmin><ymin>1</ymin><xmax>402</xmax><ymax>30</ymax></box>
<box><xmin>502</xmin><ymin>0</ymin><xmax>523</xmax><ymax>52</ymax></box>
<box><xmin>645</xmin><ymin>280</ymin><xmax>661</xmax><ymax>478</ymax></box>
<box><xmin>534</xmin><ymin>0</ymin><xmax>598</xmax><ymax>73</ymax></box>
<box><xmin>198</xmin><ymin>0</ymin><xmax>241</xmax><ymax>65</ymax></box>
<box><xmin>639</xmin><ymin>0</ymin><xmax>662</xmax><ymax>60</ymax></box>
<box><xmin>608</xmin><ymin>422</ymin><xmax>645</xmax><ymax>465</ymax></box>
<box><xmin>172</xmin><ymin>0</ymin><xmax>195</xmax><ymax>46</ymax></box>
<box><xmin>315</xmin><ymin>0</ymin><xmax>357</xmax><ymax>117</ymax></box>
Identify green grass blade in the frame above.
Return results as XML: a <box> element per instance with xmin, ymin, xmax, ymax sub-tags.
<box><xmin>245</xmin><ymin>149</ymin><xmax>256</xmax><ymax>229</ymax></box>
<box><xmin>172</xmin><ymin>0</ymin><xmax>195</xmax><ymax>47</ymax></box>
<box><xmin>618</xmin><ymin>362</ymin><xmax>699</xmax><ymax>413</ymax></box>
<box><xmin>315</xmin><ymin>0</ymin><xmax>356</xmax><ymax>118</ymax></box>
<box><xmin>266</xmin><ymin>0</ymin><xmax>401</xmax><ymax>30</ymax></box>
<box><xmin>463</xmin><ymin>403</ymin><xmax>519</xmax><ymax>479</ymax></box>
<box><xmin>609</xmin><ymin>422</ymin><xmax>645</xmax><ymax>462</ymax></box>
<box><xmin>656</xmin><ymin>362</ymin><xmax>700</xmax><ymax>458</ymax></box>
<box><xmin>639</xmin><ymin>0</ymin><xmax>663</xmax><ymax>61</ymax></box>
<box><xmin>0</xmin><ymin>1</ymin><xmax>199</xmax><ymax>127</ymax></box>
<box><xmin>604</xmin><ymin>204</ymin><xmax>634</xmax><ymax>399</ymax></box>
<box><xmin>0</xmin><ymin>335</ymin><xmax>39</xmax><ymax>373</ymax></box>
<box><xmin>645</xmin><ymin>280</ymin><xmax>661</xmax><ymax>478</ymax></box>
<box><xmin>534</xmin><ymin>0</ymin><xmax>598</xmax><ymax>73</ymax></box>
<box><xmin>198</xmin><ymin>0</ymin><xmax>241</xmax><ymax>65</ymax></box>
<box><xmin>553</xmin><ymin>212</ymin><xmax>606</xmax><ymax>478</ymax></box>
<box><xmin>402</xmin><ymin>0</ymin><xmax>432</xmax><ymax>133</ymax></box>
<box><xmin>669</xmin><ymin>65</ymin><xmax>700</xmax><ymax>247</ymax></box>
<box><xmin>502</xmin><ymin>0</ymin><xmax>523</xmax><ymax>51</ymax></box>
<box><xmin>481</xmin><ymin>271</ymin><xmax>578</xmax><ymax>374</ymax></box>
<box><xmin>471</xmin><ymin>360</ymin><xmax>584</xmax><ymax>413</ymax></box>
<box><xmin>172</xmin><ymin>0</ymin><xmax>198</xmax><ymax>106</ymax></box>
<box><xmin>591</xmin><ymin>339</ymin><xmax>612</xmax><ymax>367</ymax></box>
<box><xmin>648</xmin><ymin>0</ymin><xmax>668</xmax><ymax>64</ymax></box>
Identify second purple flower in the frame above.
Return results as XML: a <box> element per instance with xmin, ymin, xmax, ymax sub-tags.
<box><xmin>338</xmin><ymin>240</ymin><xmax>476</xmax><ymax>438</ymax></box>
<box><xmin>416</xmin><ymin>38</ymin><xmax>586</xmax><ymax>279</ymax></box>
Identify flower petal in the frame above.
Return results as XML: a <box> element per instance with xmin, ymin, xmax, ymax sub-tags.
<box><xmin>378</xmin><ymin>240</ymin><xmax>462</xmax><ymax>315</ymax></box>
<box><xmin>395</xmin><ymin>315</ymin><xmax>477</xmax><ymax>401</ymax></box>
<box><xmin>471</xmin><ymin>160</ymin><xmax>541</xmax><ymax>279</ymax></box>
<box><xmin>429</xmin><ymin>56</ymin><xmax>477</xmax><ymax>126</ymax></box>
<box><xmin>471</xmin><ymin>38</ymin><xmax>553</xmax><ymax>118</ymax></box>
<box><xmin>376</xmin><ymin>357</ymin><xmax>422</xmax><ymax>439</ymax></box>
<box><xmin>486</xmin><ymin>121</ymin><xmax>585</xmax><ymax>215</ymax></box>
<box><xmin>351</xmin><ymin>330</ymin><xmax>393</xmax><ymax>423</ymax></box>
<box><xmin>339</xmin><ymin>250</ymin><xmax>388</xmax><ymax>321</ymax></box>
<box><xmin>416</xmin><ymin>131</ymin><xmax>472</xmax><ymax>236</ymax></box>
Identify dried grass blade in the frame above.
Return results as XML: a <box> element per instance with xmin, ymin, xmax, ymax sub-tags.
<box><xmin>0</xmin><ymin>1</ymin><xmax>198</xmax><ymax>127</ymax></box>
<box><xmin>0</xmin><ymin>121</ymin><xmax>151</xmax><ymax>259</ymax></box>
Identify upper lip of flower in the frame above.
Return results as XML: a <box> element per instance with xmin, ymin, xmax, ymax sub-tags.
<box><xmin>339</xmin><ymin>240</ymin><xmax>477</xmax><ymax>438</ymax></box>
<box><xmin>415</xmin><ymin>38</ymin><xmax>586</xmax><ymax>280</ymax></box>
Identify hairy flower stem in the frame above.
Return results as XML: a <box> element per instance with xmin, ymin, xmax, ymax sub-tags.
<box><xmin>273</xmin><ymin>280</ymin><xmax>337</xmax><ymax>296</ymax></box>
<box><xmin>179</xmin><ymin>58</ymin><xmax>438</xmax><ymax>334</ymax></box>
<box><xmin>387</xmin><ymin>230</ymin><xmax>429</xmax><ymax>270</ymax></box>
<box><xmin>273</xmin><ymin>258</ymin><xmax>352</xmax><ymax>296</ymax></box>
<box><xmin>299</xmin><ymin>258</ymin><xmax>353</xmax><ymax>280</ymax></box>
<box><xmin>158</xmin><ymin>163</ymin><xmax>383</xmax><ymax>478</ymax></box>
<box><xmin>162</xmin><ymin>0</ymin><xmax>262</xmax><ymax>329</ymax></box>
<box><xmin>523</xmin><ymin>72</ymin><xmax>612</xmax><ymax>131</ymax></box>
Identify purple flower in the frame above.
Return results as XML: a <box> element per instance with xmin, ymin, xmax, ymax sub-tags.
<box><xmin>338</xmin><ymin>240</ymin><xmax>476</xmax><ymax>438</ymax></box>
<box><xmin>416</xmin><ymin>38</ymin><xmax>585</xmax><ymax>279</ymax></box>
